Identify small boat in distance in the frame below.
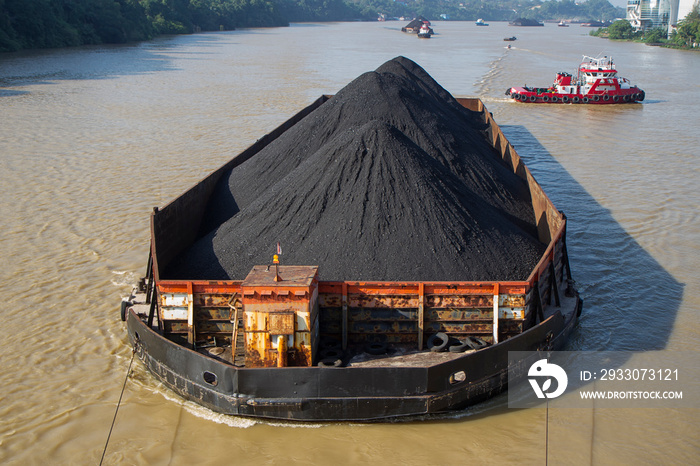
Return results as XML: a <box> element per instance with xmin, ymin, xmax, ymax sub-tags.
<box><xmin>558</xmin><ymin>21</ymin><xmax>569</xmax><ymax>27</ymax></box>
<box><xmin>401</xmin><ymin>16</ymin><xmax>432</xmax><ymax>34</ymax></box>
<box><xmin>504</xmin><ymin>36</ymin><xmax>517</xmax><ymax>41</ymax></box>
<box><xmin>476</xmin><ymin>18</ymin><xmax>489</xmax><ymax>26</ymax></box>
<box><xmin>417</xmin><ymin>23</ymin><xmax>432</xmax><ymax>38</ymax></box>
<box><xmin>506</xmin><ymin>55</ymin><xmax>645</xmax><ymax>104</ymax></box>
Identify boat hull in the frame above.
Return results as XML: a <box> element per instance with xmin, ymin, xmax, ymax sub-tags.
<box><xmin>507</xmin><ymin>86</ymin><xmax>644</xmax><ymax>104</ymax></box>
<box><xmin>126</xmin><ymin>294</ymin><xmax>581</xmax><ymax>421</ymax></box>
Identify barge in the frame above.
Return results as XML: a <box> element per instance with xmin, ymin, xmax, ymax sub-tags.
<box><xmin>121</xmin><ymin>67</ymin><xmax>582</xmax><ymax>422</ymax></box>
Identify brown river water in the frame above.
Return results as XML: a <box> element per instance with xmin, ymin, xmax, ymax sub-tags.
<box><xmin>0</xmin><ymin>21</ymin><xmax>698</xmax><ymax>465</ymax></box>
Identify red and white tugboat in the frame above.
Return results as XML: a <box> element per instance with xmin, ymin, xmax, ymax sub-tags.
<box><xmin>506</xmin><ymin>55</ymin><xmax>645</xmax><ymax>104</ymax></box>
<box><xmin>417</xmin><ymin>23</ymin><xmax>433</xmax><ymax>38</ymax></box>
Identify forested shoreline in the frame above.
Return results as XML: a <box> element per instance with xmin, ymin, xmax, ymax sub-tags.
<box><xmin>1</xmin><ymin>0</ymin><xmax>625</xmax><ymax>53</ymax></box>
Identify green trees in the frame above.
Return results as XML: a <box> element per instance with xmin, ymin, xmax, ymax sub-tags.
<box><xmin>0</xmin><ymin>0</ymin><xmax>153</xmax><ymax>51</ymax></box>
<box><xmin>673</xmin><ymin>3</ymin><xmax>700</xmax><ymax>47</ymax></box>
<box><xmin>0</xmin><ymin>0</ymin><xmax>287</xmax><ymax>52</ymax></box>
<box><xmin>606</xmin><ymin>19</ymin><xmax>636</xmax><ymax>39</ymax></box>
<box><xmin>590</xmin><ymin>4</ymin><xmax>700</xmax><ymax>49</ymax></box>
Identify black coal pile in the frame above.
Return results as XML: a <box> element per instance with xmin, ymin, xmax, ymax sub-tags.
<box><xmin>165</xmin><ymin>56</ymin><xmax>547</xmax><ymax>282</ymax></box>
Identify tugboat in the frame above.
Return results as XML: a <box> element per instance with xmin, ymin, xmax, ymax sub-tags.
<box><xmin>476</xmin><ymin>18</ymin><xmax>489</xmax><ymax>26</ymax></box>
<box><xmin>506</xmin><ymin>55</ymin><xmax>645</xmax><ymax>104</ymax></box>
<box><xmin>417</xmin><ymin>23</ymin><xmax>433</xmax><ymax>38</ymax></box>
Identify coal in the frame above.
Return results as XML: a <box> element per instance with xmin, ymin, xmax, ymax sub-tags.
<box><xmin>165</xmin><ymin>56</ymin><xmax>546</xmax><ymax>282</ymax></box>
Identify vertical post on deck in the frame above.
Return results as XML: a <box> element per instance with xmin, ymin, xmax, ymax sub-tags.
<box><xmin>418</xmin><ymin>283</ymin><xmax>425</xmax><ymax>350</ymax></box>
<box><xmin>341</xmin><ymin>282</ymin><xmax>348</xmax><ymax>351</ymax></box>
<box><xmin>493</xmin><ymin>283</ymin><xmax>500</xmax><ymax>344</ymax></box>
<box><xmin>187</xmin><ymin>281</ymin><xmax>195</xmax><ymax>348</ymax></box>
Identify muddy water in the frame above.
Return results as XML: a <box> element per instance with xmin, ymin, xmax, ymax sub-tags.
<box><xmin>0</xmin><ymin>21</ymin><xmax>698</xmax><ymax>464</ymax></box>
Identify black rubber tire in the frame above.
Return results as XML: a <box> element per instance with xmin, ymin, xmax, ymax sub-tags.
<box><xmin>448</xmin><ymin>339</ymin><xmax>471</xmax><ymax>353</ymax></box>
<box><xmin>320</xmin><ymin>337</ymin><xmax>342</xmax><ymax>351</ymax></box>
<box><xmin>366</xmin><ymin>341</ymin><xmax>388</xmax><ymax>355</ymax></box>
<box><xmin>467</xmin><ymin>336</ymin><xmax>489</xmax><ymax>350</ymax></box>
<box><xmin>529</xmin><ymin>95</ymin><xmax>536</xmax><ymax>102</ymax></box>
<box><xmin>427</xmin><ymin>332</ymin><xmax>449</xmax><ymax>352</ymax></box>
<box><xmin>542</xmin><ymin>96</ymin><xmax>549</xmax><ymax>102</ymax></box>
<box><xmin>120</xmin><ymin>300</ymin><xmax>131</xmax><ymax>322</ymax></box>
<box><xmin>562</xmin><ymin>96</ymin><xmax>569</xmax><ymax>103</ymax></box>
<box><xmin>318</xmin><ymin>357</ymin><xmax>343</xmax><ymax>367</ymax></box>
<box><xmin>319</xmin><ymin>347</ymin><xmax>343</xmax><ymax>360</ymax></box>
<box><xmin>551</xmin><ymin>96</ymin><xmax>557</xmax><ymax>103</ymax></box>
<box><xmin>582</xmin><ymin>97</ymin><xmax>589</xmax><ymax>103</ymax></box>
<box><xmin>573</xmin><ymin>96</ymin><xmax>579</xmax><ymax>103</ymax></box>
<box><xmin>603</xmin><ymin>95</ymin><xmax>610</xmax><ymax>101</ymax></box>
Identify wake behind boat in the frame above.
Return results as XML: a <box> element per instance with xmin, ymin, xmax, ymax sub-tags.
<box><xmin>506</xmin><ymin>55</ymin><xmax>645</xmax><ymax>104</ymax></box>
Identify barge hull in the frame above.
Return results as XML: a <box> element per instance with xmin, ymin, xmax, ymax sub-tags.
<box><xmin>127</xmin><ymin>295</ymin><xmax>580</xmax><ymax>421</ymax></box>
<box><xmin>123</xmin><ymin>95</ymin><xmax>583</xmax><ymax>421</ymax></box>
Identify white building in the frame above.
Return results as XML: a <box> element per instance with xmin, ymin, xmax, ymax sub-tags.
<box><xmin>627</xmin><ymin>0</ymin><xmax>698</xmax><ymax>33</ymax></box>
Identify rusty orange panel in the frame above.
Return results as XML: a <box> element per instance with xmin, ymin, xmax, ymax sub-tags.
<box><xmin>499</xmin><ymin>284</ymin><xmax>530</xmax><ymax>295</ymax></box>
<box><xmin>348</xmin><ymin>321</ymin><xmax>417</xmax><ymax>334</ymax></box>
<box><xmin>349</xmin><ymin>294</ymin><xmax>419</xmax><ymax>308</ymax></box>
<box><xmin>195</xmin><ymin>308</ymin><xmax>232</xmax><ymax>320</ymax></box>
<box><xmin>425</xmin><ymin>295</ymin><xmax>493</xmax><ymax>308</ymax></box>
<box><xmin>157</xmin><ymin>280</ymin><xmax>242</xmax><ymax>294</ymax></box>
<box><xmin>318</xmin><ymin>294</ymin><xmax>341</xmax><ymax>307</ymax></box>
<box><xmin>243</xmin><ymin>294</ymin><xmax>311</xmax><ymax>305</ymax></box>
<box><xmin>158</xmin><ymin>282</ymin><xmax>189</xmax><ymax>293</ymax></box>
<box><xmin>163</xmin><ymin>321</ymin><xmax>188</xmax><ymax>333</ymax></box>
<box><xmin>500</xmin><ymin>295</ymin><xmax>527</xmax><ymax>308</ymax></box>
<box><xmin>195</xmin><ymin>321</ymin><xmax>234</xmax><ymax>333</ymax></box>
<box><xmin>348</xmin><ymin>308</ymin><xmax>417</xmax><ymax>320</ymax></box>
<box><xmin>319</xmin><ymin>281</ymin><xmax>531</xmax><ymax>295</ymax></box>
<box><xmin>347</xmin><ymin>284</ymin><xmax>420</xmax><ymax>295</ymax></box>
<box><xmin>425</xmin><ymin>308</ymin><xmax>492</xmax><ymax>321</ymax></box>
<box><xmin>318</xmin><ymin>283</ymin><xmax>343</xmax><ymax>293</ymax></box>
<box><xmin>194</xmin><ymin>294</ymin><xmax>234</xmax><ymax>308</ymax></box>
<box><xmin>192</xmin><ymin>282</ymin><xmax>242</xmax><ymax>294</ymax></box>
<box><xmin>244</xmin><ymin>311</ymin><xmax>267</xmax><ymax>332</ymax></box>
<box><xmin>426</xmin><ymin>284</ymin><xmax>495</xmax><ymax>295</ymax></box>
<box><xmin>424</xmin><ymin>322</ymin><xmax>494</xmax><ymax>333</ymax></box>
<box><xmin>269</xmin><ymin>312</ymin><xmax>295</xmax><ymax>335</ymax></box>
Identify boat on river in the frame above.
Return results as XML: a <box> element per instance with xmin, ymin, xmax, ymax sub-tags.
<box><xmin>506</xmin><ymin>55</ymin><xmax>645</xmax><ymax>104</ymax></box>
<box><xmin>476</xmin><ymin>18</ymin><xmax>489</xmax><ymax>26</ymax></box>
<box><xmin>120</xmin><ymin>69</ymin><xmax>582</xmax><ymax>421</ymax></box>
<box><xmin>417</xmin><ymin>24</ymin><xmax>432</xmax><ymax>38</ymax></box>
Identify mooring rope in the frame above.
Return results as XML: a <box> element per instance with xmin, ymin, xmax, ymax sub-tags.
<box><xmin>545</xmin><ymin>396</ymin><xmax>550</xmax><ymax>465</ymax></box>
<box><xmin>100</xmin><ymin>344</ymin><xmax>137</xmax><ymax>465</ymax></box>
<box><xmin>545</xmin><ymin>351</ymin><xmax>551</xmax><ymax>466</ymax></box>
